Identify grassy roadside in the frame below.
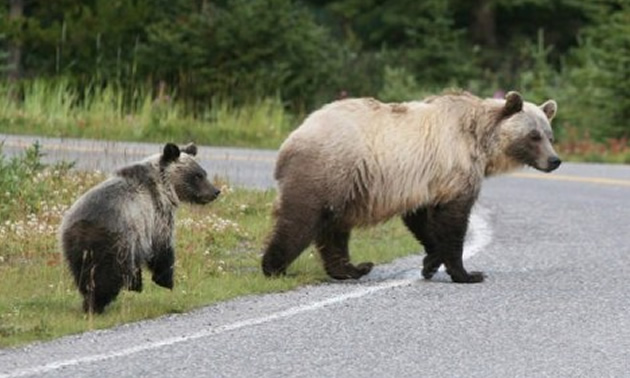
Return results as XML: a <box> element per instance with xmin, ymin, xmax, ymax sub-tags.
<box><xmin>0</xmin><ymin>146</ymin><xmax>419</xmax><ymax>348</ymax></box>
<box><xmin>1</xmin><ymin>79</ymin><xmax>629</xmax><ymax>163</ymax></box>
<box><xmin>0</xmin><ymin>80</ymin><xmax>294</xmax><ymax>150</ymax></box>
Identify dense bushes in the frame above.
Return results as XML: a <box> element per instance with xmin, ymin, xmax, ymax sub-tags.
<box><xmin>0</xmin><ymin>0</ymin><xmax>628</xmax><ymax>142</ymax></box>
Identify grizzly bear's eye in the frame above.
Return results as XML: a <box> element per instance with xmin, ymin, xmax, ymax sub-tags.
<box><xmin>529</xmin><ymin>131</ymin><xmax>542</xmax><ymax>142</ymax></box>
<box><xmin>194</xmin><ymin>172</ymin><xmax>205</xmax><ymax>181</ymax></box>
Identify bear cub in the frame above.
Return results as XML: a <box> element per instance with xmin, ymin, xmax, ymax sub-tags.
<box><xmin>60</xmin><ymin>143</ymin><xmax>220</xmax><ymax>313</ymax></box>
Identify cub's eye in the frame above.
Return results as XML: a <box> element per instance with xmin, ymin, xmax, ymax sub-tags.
<box><xmin>195</xmin><ymin>172</ymin><xmax>204</xmax><ymax>181</ymax></box>
<box><xmin>529</xmin><ymin>132</ymin><xmax>542</xmax><ymax>142</ymax></box>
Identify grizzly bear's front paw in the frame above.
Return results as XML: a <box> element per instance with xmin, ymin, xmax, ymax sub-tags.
<box><xmin>450</xmin><ymin>271</ymin><xmax>485</xmax><ymax>284</ymax></box>
<box><xmin>421</xmin><ymin>268</ymin><xmax>435</xmax><ymax>280</ymax></box>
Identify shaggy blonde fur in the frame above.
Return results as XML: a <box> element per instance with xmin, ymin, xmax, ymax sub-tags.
<box><xmin>275</xmin><ymin>92</ymin><xmax>557</xmax><ymax>227</ymax></box>
<box><xmin>263</xmin><ymin>91</ymin><xmax>559</xmax><ymax>281</ymax></box>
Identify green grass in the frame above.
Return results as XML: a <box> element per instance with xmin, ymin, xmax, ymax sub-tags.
<box><xmin>0</xmin><ymin>146</ymin><xmax>420</xmax><ymax>348</ymax></box>
<box><xmin>1</xmin><ymin>79</ymin><xmax>629</xmax><ymax>163</ymax></box>
<box><xmin>0</xmin><ymin>79</ymin><xmax>295</xmax><ymax>149</ymax></box>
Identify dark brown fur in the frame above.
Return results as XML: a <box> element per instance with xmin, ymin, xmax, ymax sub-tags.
<box><xmin>61</xmin><ymin>143</ymin><xmax>220</xmax><ymax>314</ymax></box>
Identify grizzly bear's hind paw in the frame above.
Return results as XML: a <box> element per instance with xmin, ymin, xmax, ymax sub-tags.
<box><xmin>356</xmin><ymin>262</ymin><xmax>374</xmax><ymax>276</ymax></box>
<box><xmin>328</xmin><ymin>261</ymin><xmax>374</xmax><ymax>280</ymax></box>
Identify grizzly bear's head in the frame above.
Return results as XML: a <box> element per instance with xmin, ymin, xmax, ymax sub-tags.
<box><xmin>497</xmin><ymin>91</ymin><xmax>561</xmax><ymax>173</ymax></box>
<box><xmin>160</xmin><ymin>143</ymin><xmax>221</xmax><ymax>204</ymax></box>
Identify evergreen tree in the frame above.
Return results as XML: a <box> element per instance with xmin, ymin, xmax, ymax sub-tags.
<box><xmin>323</xmin><ymin>0</ymin><xmax>478</xmax><ymax>87</ymax></box>
<box><xmin>563</xmin><ymin>1</ymin><xmax>630</xmax><ymax>139</ymax></box>
<box><xmin>0</xmin><ymin>34</ymin><xmax>8</xmax><ymax>74</ymax></box>
<box><xmin>138</xmin><ymin>0</ymin><xmax>343</xmax><ymax>107</ymax></box>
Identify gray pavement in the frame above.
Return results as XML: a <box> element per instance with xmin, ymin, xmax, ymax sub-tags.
<box><xmin>1</xmin><ymin>134</ymin><xmax>629</xmax><ymax>377</ymax></box>
<box><xmin>0</xmin><ymin>133</ymin><xmax>277</xmax><ymax>189</ymax></box>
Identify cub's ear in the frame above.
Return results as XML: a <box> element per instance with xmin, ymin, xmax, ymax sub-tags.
<box><xmin>160</xmin><ymin>143</ymin><xmax>181</xmax><ymax>166</ymax></box>
<box><xmin>540</xmin><ymin>100</ymin><xmax>557</xmax><ymax>121</ymax></box>
<box><xmin>502</xmin><ymin>91</ymin><xmax>523</xmax><ymax>118</ymax></box>
<box><xmin>181</xmin><ymin>143</ymin><xmax>198</xmax><ymax>156</ymax></box>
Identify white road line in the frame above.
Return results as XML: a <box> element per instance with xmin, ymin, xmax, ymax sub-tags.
<box><xmin>465</xmin><ymin>207</ymin><xmax>493</xmax><ymax>259</ymax></box>
<box><xmin>2</xmin><ymin>210</ymin><xmax>493</xmax><ymax>378</ymax></box>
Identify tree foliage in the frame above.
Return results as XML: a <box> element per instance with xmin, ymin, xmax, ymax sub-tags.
<box><xmin>0</xmin><ymin>0</ymin><xmax>627</xmax><ymax>139</ymax></box>
<box><xmin>562</xmin><ymin>1</ymin><xmax>630</xmax><ymax>138</ymax></box>
<box><xmin>137</xmin><ymin>0</ymin><xmax>343</xmax><ymax>106</ymax></box>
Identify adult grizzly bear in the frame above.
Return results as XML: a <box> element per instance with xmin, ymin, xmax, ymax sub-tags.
<box><xmin>262</xmin><ymin>91</ymin><xmax>560</xmax><ymax>283</ymax></box>
<box><xmin>60</xmin><ymin>143</ymin><xmax>220</xmax><ymax>313</ymax></box>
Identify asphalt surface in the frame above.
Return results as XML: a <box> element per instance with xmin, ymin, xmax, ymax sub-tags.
<box><xmin>0</xmin><ymin>134</ymin><xmax>277</xmax><ymax>189</ymax></box>
<box><xmin>1</xmin><ymin>133</ymin><xmax>629</xmax><ymax>377</ymax></box>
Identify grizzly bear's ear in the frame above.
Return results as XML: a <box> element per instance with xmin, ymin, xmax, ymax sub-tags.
<box><xmin>160</xmin><ymin>143</ymin><xmax>181</xmax><ymax>166</ymax></box>
<box><xmin>502</xmin><ymin>91</ymin><xmax>523</xmax><ymax>118</ymax></box>
<box><xmin>181</xmin><ymin>143</ymin><xmax>198</xmax><ymax>156</ymax></box>
<box><xmin>540</xmin><ymin>100</ymin><xmax>557</xmax><ymax>121</ymax></box>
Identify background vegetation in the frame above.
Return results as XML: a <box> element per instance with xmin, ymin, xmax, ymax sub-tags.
<box><xmin>0</xmin><ymin>0</ymin><xmax>628</xmax><ymax>157</ymax></box>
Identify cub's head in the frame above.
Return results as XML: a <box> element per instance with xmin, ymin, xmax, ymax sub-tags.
<box><xmin>160</xmin><ymin>143</ymin><xmax>221</xmax><ymax>204</ymax></box>
<box><xmin>496</xmin><ymin>91</ymin><xmax>561</xmax><ymax>173</ymax></box>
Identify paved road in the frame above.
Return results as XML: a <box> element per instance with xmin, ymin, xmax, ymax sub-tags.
<box><xmin>0</xmin><ymin>134</ymin><xmax>277</xmax><ymax>189</ymax></box>
<box><xmin>1</xmin><ymin>134</ymin><xmax>629</xmax><ymax>377</ymax></box>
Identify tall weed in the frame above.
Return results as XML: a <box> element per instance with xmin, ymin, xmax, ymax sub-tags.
<box><xmin>0</xmin><ymin>79</ymin><xmax>294</xmax><ymax>148</ymax></box>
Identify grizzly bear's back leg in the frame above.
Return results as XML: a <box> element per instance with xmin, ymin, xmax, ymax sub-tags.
<box><xmin>262</xmin><ymin>194</ymin><xmax>323</xmax><ymax>277</ymax></box>
<box><xmin>62</xmin><ymin>222</ymin><xmax>128</xmax><ymax>313</ymax></box>
<box><xmin>315</xmin><ymin>224</ymin><xmax>373</xmax><ymax>280</ymax></box>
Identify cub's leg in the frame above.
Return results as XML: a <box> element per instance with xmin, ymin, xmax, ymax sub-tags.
<box><xmin>431</xmin><ymin>197</ymin><xmax>484</xmax><ymax>283</ymax></box>
<box><xmin>262</xmin><ymin>198</ymin><xmax>322</xmax><ymax>277</ymax></box>
<box><xmin>126</xmin><ymin>266</ymin><xmax>143</xmax><ymax>293</ymax></box>
<box><xmin>402</xmin><ymin>207</ymin><xmax>442</xmax><ymax>279</ymax></box>
<box><xmin>315</xmin><ymin>225</ymin><xmax>373</xmax><ymax>280</ymax></box>
<box><xmin>148</xmin><ymin>246</ymin><xmax>175</xmax><ymax>289</ymax></box>
<box><xmin>80</xmin><ymin>250</ymin><xmax>124</xmax><ymax>314</ymax></box>
<box><xmin>63</xmin><ymin>223</ymin><xmax>123</xmax><ymax>313</ymax></box>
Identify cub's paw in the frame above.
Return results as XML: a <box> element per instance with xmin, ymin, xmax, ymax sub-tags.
<box><xmin>261</xmin><ymin>262</ymin><xmax>287</xmax><ymax>277</ymax></box>
<box><xmin>152</xmin><ymin>272</ymin><xmax>174</xmax><ymax>289</ymax></box>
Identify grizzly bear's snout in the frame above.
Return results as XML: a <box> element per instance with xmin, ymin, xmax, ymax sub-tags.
<box><xmin>546</xmin><ymin>156</ymin><xmax>562</xmax><ymax>172</ymax></box>
<box><xmin>198</xmin><ymin>186</ymin><xmax>221</xmax><ymax>204</ymax></box>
